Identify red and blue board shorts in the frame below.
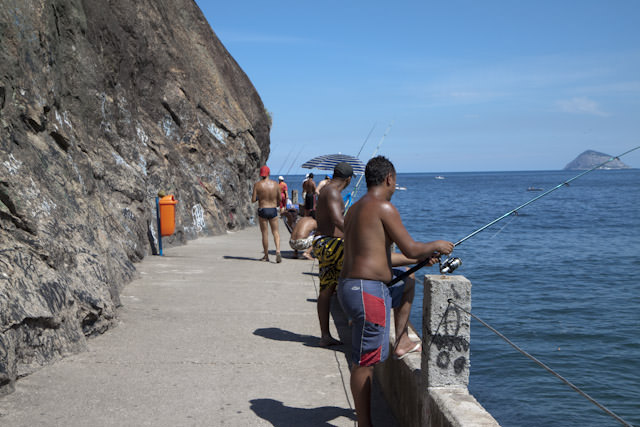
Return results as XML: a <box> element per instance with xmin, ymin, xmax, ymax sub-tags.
<box><xmin>337</xmin><ymin>270</ymin><xmax>406</xmax><ymax>367</ymax></box>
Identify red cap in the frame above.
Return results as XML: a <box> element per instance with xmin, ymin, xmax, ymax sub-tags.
<box><xmin>259</xmin><ymin>165</ymin><xmax>270</xmax><ymax>177</ymax></box>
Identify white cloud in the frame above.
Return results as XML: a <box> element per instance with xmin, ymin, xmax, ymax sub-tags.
<box><xmin>555</xmin><ymin>96</ymin><xmax>610</xmax><ymax>117</ymax></box>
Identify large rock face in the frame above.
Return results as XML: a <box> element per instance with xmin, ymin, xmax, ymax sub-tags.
<box><xmin>564</xmin><ymin>150</ymin><xmax>630</xmax><ymax>170</ymax></box>
<box><xmin>0</xmin><ymin>0</ymin><xmax>270</xmax><ymax>394</ymax></box>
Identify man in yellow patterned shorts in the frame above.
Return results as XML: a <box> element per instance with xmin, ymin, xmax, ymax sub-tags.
<box><xmin>312</xmin><ymin>162</ymin><xmax>353</xmax><ymax>347</ymax></box>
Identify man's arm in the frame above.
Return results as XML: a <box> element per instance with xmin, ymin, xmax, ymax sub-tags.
<box><xmin>251</xmin><ymin>183</ymin><xmax>258</xmax><ymax>203</ymax></box>
<box><xmin>382</xmin><ymin>203</ymin><xmax>453</xmax><ymax>259</ymax></box>
<box><xmin>391</xmin><ymin>252</ymin><xmax>439</xmax><ymax>268</ymax></box>
<box><xmin>326</xmin><ymin>189</ymin><xmax>345</xmax><ymax>231</ymax></box>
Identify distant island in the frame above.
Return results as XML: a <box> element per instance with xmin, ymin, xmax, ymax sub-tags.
<box><xmin>564</xmin><ymin>150</ymin><xmax>631</xmax><ymax>170</ymax></box>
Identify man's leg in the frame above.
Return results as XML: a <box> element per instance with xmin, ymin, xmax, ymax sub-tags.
<box><xmin>258</xmin><ymin>217</ymin><xmax>269</xmax><ymax>261</ymax></box>
<box><xmin>350</xmin><ymin>365</ymin><xmax>374</xmax><ymax>427</ymax></box>
<box><xmin>317</xmin><ymin>283</ymin><xmax>341</xmax><ymax>346</ymax></box>
<box><xmin>268</xmin><ymin>216</ymin><xmax>281</xmax><ymax>263</ymax></box>
<box><xmin>393</xmin><ymin>273</ymin><xmax>421</xmax><ymax>357</ymax></box>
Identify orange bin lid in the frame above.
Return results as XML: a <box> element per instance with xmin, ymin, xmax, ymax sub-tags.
<box><xmin>159</xmin><ymin>195</ymin><xmax>178</xmax><ymax>205</ymax></box>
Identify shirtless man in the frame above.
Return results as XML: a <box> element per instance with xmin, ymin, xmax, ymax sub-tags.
<box><xmin>251</xmin><ymin>165</ymin><xmax>282</xmax><ymax>263</ymax></box>
<box><xmin>312</xmin><ymin>162</ymin><xmax>353</xmax><ymax>347</ymax></box>
<box><xmin>302</xmin><ymin>173</ymin><xmax>316</xmax><ymax>217</ymax></box>
<box><xmin>316</xmin><ymin>175</ymin><xmax>331</xmax><ymax>195</ymax></box>
<box><xmin>289</xmin><ymin>216</ymin><xmax>316</xmax><ymax>260</ymax></box>
<box><xmin>338</xmin><ymin>156</ymin><xmax>453</xmax><ymax>427</ymax></box>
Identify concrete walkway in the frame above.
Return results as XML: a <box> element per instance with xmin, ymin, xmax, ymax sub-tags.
<box><xmin>0</xmin><ymin>226</ymin><xmax>398</xmax><ymax>426</ymax></box>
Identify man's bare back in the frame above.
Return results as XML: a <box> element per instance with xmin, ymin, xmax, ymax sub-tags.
<box><xmin>291</xmin><ymin>217</ymin><xmax>316</xmax><ymax>240</ymax></box>
<box><xmin>341</xmin><ymin>173</ymin><xmax>453</xmax><ymax>283</ymax></box>
<box><xmin>303</xmin><ymin>178</ymin><xmax>316</xmax><ymax>195</ymax></box>
<box><xmin>252</xmin><ymin>178</ymin><xmax>280</xmax><ymax>208</ymax></box>
<box><xmin>315</xmin><ymin>181</ymin><xmax>345</xmax><ymax>237</ymax></box>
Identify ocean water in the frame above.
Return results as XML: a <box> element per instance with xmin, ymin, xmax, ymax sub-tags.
<box><xmin>284</xmin><ymin>169</ymin><xmax>639</xmax><ymax>426</ymax></box>
<box><xmin>393</xmin><ymin>170</ymin><xmax>640</xmax><ymax>427</ymax></box>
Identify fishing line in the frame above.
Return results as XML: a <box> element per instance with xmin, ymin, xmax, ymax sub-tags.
<box><xmin>447</xmin><ymin>299</ymin><xmax>634</xmax><ymax>427</ymax></box>
<box><xmin>346</xmin><ymin>121</ymin><xmax>394</xmax><ymax>210</ymax></box>
<box><xmin>309</xmin><ymin>258</ymin><xmax>354</xmax><ymax>418</ymax></box>
<box><xmin>386</xmin><ymin>145</ymin><xmax>640</xmax><ymax>286</ymax></box>
<box><xmin>487</xmin><ymin>212</ymin><xmax>518</xmax><ymax>240</ymax></box>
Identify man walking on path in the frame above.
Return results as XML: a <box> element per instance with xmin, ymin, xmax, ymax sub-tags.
<box><xmin>252</xmin><ymin>166</ymin><xmax>282</xmax><ymax>263</ymax></box>
<box><xmin>278</xmin><ymin>175</ymin><xmax>288</xmax><ymax>213</ymax></box>
<box><xmin>338</xmin><ymin>156</ymin><xmax>453</xmax><ymax>427</ymax></box>
<box><xmin>302</xmin><ymin>173</ymin><xmax>317</xmax><ymax>217</ymax></box>
<box><xmin>312</xmin><ymin>162</ymin><xmax>353</xmax><ymax>346</ymax></box>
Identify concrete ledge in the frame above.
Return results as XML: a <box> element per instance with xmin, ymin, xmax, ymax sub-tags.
<box><xmin>374</xmin><ymin>325</ymin><xmax>423</xmax><ymax>426</ymax></box>
<box><xmin>375</xmin><ymin>338</ymin><xmax>499</xmax><ymax>426</ymax></box>
<box><xmin>428</xmin><ymin>388</ymin><xmax>499</xmax><ymax>427</ymax></box>
<box><xmin>374</xmin><ymin>273</ymin><xmax>501</xmax><ymax>426</ymax></box>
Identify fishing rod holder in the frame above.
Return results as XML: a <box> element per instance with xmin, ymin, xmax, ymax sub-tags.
<box><xmin>440</xmin><ymin>257</ymin><xmax>462</xmax><ymax>274</ymax></box>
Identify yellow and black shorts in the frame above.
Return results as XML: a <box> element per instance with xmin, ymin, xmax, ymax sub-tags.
<box><xmin>312</xmin><ymin>236</ymin><xmax>344</xmax><ymax>292</ymax></box>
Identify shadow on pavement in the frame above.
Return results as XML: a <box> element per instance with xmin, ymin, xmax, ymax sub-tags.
<box><xmin>223</xmin><ymin>255</ymin><xmax>265</xmax><ymax>262</ymax></box>
<box><xmin>250</xmin><ymin>398</ymin><xmax>355</xmax><ymax>426</ymax></box>
<box><xmin>254</xmin><ymin>327</ymin><xmax>348</xmax><ymax>351</ymax></box>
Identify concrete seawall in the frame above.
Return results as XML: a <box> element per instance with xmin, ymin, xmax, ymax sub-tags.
<box><xmin>376</xmin><ymin>275</ymin><xmax>500</xmax><ymax>426</ymax></box>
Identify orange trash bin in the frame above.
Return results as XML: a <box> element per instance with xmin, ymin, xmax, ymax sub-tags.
<box><xmin>159</xmin><ymin>195</ymin><xmax>178</xmax><ymax>236</ymax></box>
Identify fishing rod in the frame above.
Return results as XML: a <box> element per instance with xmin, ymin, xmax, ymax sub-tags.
<box><xmin>387</xmin><ymin>145</ymin><xmax>640</xmax><ymax>286</ymax></box>
<box><xmin>277</xmin><ymin>148</ymin><xmax>293</xmax><ymax>176</ymax></box>
<box><xmin>346</xmin><ymin>121</ymin><xmax>394</xmax><ymax>209</ymax></box>
<box><xmin>285</xmin><ymin>145</ymin><xmax>305</xmax><ymax>176</ymax></box>
<box><xmin>356</xmin><ymin>123</ymin><xmax>377</xmax><ymax>158</ymax></box>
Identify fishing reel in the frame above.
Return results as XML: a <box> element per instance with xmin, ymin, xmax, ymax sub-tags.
<box><xmin>440</xmin><ymin>257</ymin><xmax>462</xmax><ymax>274</ymax></box>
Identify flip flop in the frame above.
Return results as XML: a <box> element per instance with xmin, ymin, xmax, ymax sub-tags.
<box><xmin>260</xmin><ymin>256</ymin><xmax>269</xmax><ymax>262</ymax></box>
<box><xmin>393</xmin><ymin>342</ymin><xmax>421</xmax><ymax>360</ymax></box>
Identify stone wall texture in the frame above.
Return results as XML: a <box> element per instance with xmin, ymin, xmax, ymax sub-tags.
<box><xmin>0</xmin><ymin>0</ymin><xmax>270</xmax><ymax>394</ymax></box>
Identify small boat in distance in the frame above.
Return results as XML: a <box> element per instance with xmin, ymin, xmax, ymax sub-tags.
<box><xmin>435</xmin><ymin>176</ymin><xmax>445</xmax><ymax>180</ymax></box>
<box><xmin>527</xmin><ymin>186</ymin><xmax>543</xmax><ymax>191</ymax></box>
<box><xmin>395</xmin><ymin>185</ymin><xmax>407</xmax><ymax>191</ymax></box>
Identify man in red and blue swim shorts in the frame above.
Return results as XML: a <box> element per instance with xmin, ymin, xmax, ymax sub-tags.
<box><xmin>339</xmin><ymin>156</ymin><xmax>453</xmax><ymax>427</ymax></box>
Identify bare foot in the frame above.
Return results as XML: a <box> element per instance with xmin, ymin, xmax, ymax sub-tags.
<box><xmin>319</xmin><ymin>336</ymin><xmax>342</xmax><ymax>347</ymax></box>
<box><xmin>394</xmin><ymin>341</ymin><xmax>421</xmax><ymax>360</ymax></box>
<box><xmin>260</xmin><ymin>255</ymin><xmax>269</xmax><ymax>262</ymax></box>
<box><xmin>302</xmin><ymin>252</ymin><xmax>314</xmax><ymax>260</ymax></box>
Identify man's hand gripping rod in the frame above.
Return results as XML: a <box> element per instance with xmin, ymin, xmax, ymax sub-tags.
<box><xmin>385</xmin><ymin>146</ymin><xmax>640</xmax><ymax>287</ymax></box>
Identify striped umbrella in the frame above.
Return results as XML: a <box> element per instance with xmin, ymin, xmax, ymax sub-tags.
<box><xmin>300</xmin><ymin>153</ymin><xmax>365</xmax><ymax>175</ymax></box>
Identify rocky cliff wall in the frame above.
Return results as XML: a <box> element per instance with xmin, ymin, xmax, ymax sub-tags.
<box><xmin>0</xmin><ymin>0</ymin><xmax>270</xmax><ymax>395</ymax></box>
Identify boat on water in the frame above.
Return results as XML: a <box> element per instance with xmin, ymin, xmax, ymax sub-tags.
<box><xmin>435</xmin><ymin>176</ymin><xmax>445</xmax><ymax>180</ymax></box>
<box><xmin>395</xmin><ymin>185</ymin><xmax>407</xmax><ymax>191</ymax></box>
<box><xmin>527</xmin><ymin>186</ymin><xmax>543</xmax><ymax>191</ymax></box>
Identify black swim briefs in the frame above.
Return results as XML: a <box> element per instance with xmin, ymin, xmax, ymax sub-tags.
<box><xmin>258</xmin><ymin>207</ymin><xmax>278</xmax><ymax>219</ymax></box>
<box><xmin>304</xmin><ymin>193</ymin><xmax>314</xmax><ymax>210</ymax></box>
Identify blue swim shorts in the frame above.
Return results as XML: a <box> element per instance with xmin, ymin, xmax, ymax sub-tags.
<box><xmin>337</xmin><ymin>269</ymin><xmax>406</xmax><ymax>366</ymax></box>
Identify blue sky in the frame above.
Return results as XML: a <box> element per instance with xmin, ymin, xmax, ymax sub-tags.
<box><xmin>195</xmin><ymin>1</ymin><xmax>640</xmax><ymax>173</ymax></box>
